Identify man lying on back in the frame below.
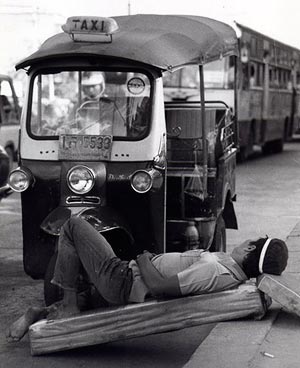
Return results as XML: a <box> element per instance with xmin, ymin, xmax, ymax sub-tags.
<box><xmin>6</xmin><ymin>216</ymin><xmax>288</xmax><ymax>342</ymax></box>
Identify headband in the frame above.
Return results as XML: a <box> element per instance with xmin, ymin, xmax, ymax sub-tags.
<box><xmin>258</xmin><ymin>238</ymin><xmax>272</xmax><ymax>274</ymax></box>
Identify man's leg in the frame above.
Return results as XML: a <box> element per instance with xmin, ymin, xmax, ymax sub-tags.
<box><xmin>52</xmin><ymin>216</ymin><xmax>116</xmax><ymax>287</ymax></box>
<box><xmin>49</xmin><ymin>217</ymin><xmax>87</xmax><ymax>318</ymax></box>
<box><xmin>66</xmin><ymin>217</ymin><xmax>133</xmax><ymax>305</ymax></box>
<box><xmin>6</xmin><ymin>217</ymin><xmax>119</xmax><ymax>340</ymax></box>
<box><xmin>53</xmin><ymin>217</ymin><xmax>132</xmax><ymax>306</ymax></box>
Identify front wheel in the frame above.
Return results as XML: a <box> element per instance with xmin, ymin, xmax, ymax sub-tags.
<box><xmin>210</xmin><ymin>215</ymin><xmax>226</xmax><ymax>252</ymax></box>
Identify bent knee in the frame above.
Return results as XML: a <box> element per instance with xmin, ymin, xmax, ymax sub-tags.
<box><xmin>68</xmin><ymin>216</ymin><xmax>93</xmax><ymax>234</ymax></box>
<box><xmin>63</xmin><ymin>216</ymin><xmax>87</xmax><ymax>235</ymax></box>
<box><xmin>68</xmin><ymin>216</ymin><xmax>85</xmax><ymax>227</ymax></box>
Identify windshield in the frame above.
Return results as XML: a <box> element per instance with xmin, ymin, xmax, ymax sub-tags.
<box><xmin>204</xmin><ymin>58</ymin><xmax>234</xmax><ymax>89</ymax></box>
<box><xmin>29</xmin><ymin>70</ymin><xmax>151</xmax><ymax>140</ymax></box>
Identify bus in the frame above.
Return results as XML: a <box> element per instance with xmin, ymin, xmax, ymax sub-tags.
<box><xmin>163</xmin><ymin>23</ymin><xmax>300</xmax><ymax>160</ymax></box>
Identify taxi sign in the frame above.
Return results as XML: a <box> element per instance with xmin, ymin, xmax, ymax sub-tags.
<box><xmin>62</xmin><ymin>16</ymin><xmax>119</xmax><ymax>42</ymax></box>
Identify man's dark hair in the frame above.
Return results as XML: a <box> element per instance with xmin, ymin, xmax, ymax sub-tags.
<box><xmin>242</xmin><ymin>237</ymin><xmax>288</xmax><ymax>278</ymax></box>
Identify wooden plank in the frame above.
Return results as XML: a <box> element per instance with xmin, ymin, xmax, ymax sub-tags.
<box><xmin>29</xmin><ymin>283</ymin><xmax>266</xmax><ymax>355</ymax></box>
<box><xmin>257</xmin><ymin>273</ymin><xmax>300</xmax><ymax>318</ymax></box>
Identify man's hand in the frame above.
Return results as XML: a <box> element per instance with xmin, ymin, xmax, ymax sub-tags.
<box><xmin>136</xmin><ymin>250</ymin><xmax>155</xmax><ymax>261</ymax></box>
<box><xmin>136</xmin><ymin>251</ymin><xmax>181</xmax><ymax>298</ymax></box>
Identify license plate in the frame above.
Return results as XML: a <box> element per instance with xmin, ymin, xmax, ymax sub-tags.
<box><xmin>58</xmin><ymin>134</ymin><xmax>112</xmax><ymax>160</ymax></box>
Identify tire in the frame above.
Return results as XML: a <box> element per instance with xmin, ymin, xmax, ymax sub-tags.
<box><xmin>272</xmin><ymin>139</ymin><xmax>283</xmax><ymax>153</ymax></box>
<box><xmin>262</xmin><ymin>141</ymin><xmax>272</xmax><ymax>155</ymax></box>
<box><xmin>44</xmin><ymin>252</ymin><xmax>63</xmax><ymax>306</ymax></box>
<box><xmin>210</xmin><ymin>215</ymin><xmax>226</xmax><ymax>252</ymax></box>
<box><xmin>237</xmin><ymin>146</ymin><xmax>247</xmax><ymax>162</ymax></box>
<box><xmin>238</xmin><ymin>129</ymin><xmax>254</xmax><ymax>162</ymax></box>
<box><xmin>262</xmin><ymin>139</ymin><xmax>283</xmax><ymax>155</ymax></box>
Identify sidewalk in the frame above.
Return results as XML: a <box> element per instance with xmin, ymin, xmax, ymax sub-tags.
<box><xmin>184</xmin><ymin>222</ymin><xmax>300</xmax><ymax>368</ymax></box>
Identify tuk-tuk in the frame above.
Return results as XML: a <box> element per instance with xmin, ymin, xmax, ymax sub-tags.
<box><xmin>9</xmin><ymin>15</ymin><xmax>238</xmax><ymax>303</ymax></box>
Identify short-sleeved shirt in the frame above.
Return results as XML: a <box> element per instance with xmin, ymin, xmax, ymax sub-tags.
<box><xmin>128</xmin><ymin>250</ymin><xmax>247</xmax><ymax>303</ymax></box>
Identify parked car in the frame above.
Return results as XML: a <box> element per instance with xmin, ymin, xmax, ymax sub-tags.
<box><xmin>0</xmin><ymin>143</ymin><xmax>11</xmax><ymax>200</ymax></box>
<box><xmin>0</xmin><ymin>74</ymin><xmax>21</xmax><ymax>168</ymax></box>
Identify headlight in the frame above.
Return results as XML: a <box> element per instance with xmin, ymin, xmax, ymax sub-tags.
<box><xmin>131</xmin><ymin>170</ymin><xmax>152</xmax><ymax>193</ymax></box>
<box><xmin>8</xmin><ymin>167</ymin><xmax>33</xmax><ymax>192</ymax></box>
<box><xmin>67</xmin><ymin>165</ymin><xmax>95</xmax><ymax>194</ymax></box>
<box><xmin>131</xmin><ymin>169</ymin><xmax>163</xmax><ymax>194</ymax></box>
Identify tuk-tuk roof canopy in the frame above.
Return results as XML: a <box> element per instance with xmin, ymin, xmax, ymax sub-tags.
<box><xmin>16</xmin><ymin>14</ymin><xmax>238</xmax><ymax>71</ymax></box>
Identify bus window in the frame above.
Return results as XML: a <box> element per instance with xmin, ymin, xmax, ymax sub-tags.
<box><xmin>163</xmin><ymin>66</ymin><xmax>200</xmax><ymax>101</ymax></box>
<box><xmin>228</xmin><ymin>55</ymin><xmax>235</xmax><ymax>89</ymax></box>
<box><xmin>249</xmin><ymin>63</ymin><xmax>256</xmax><ymax>87</ymax></box>
<box><xmin>269</xmin><ymin>67</ymin><xmax>273</xmax><ymax>87</ymax></box>
<box><xmin>163</xmin><ymin>70</ymin><xmax>182</xmax><ymax>88</ymax></box>
<box><xmin>297</xmin><ymin>72</ymin><xmax>300</xmax><ymax>90</ymax></box>
<box><xmin>204</xmin><ymin>57</ymin><xmax>234</xmax><ymax>89</ymax></box>
<box><xmin>257</xmin><ymin>63</ymin><xmax>263</xmax><ymax>87</ymax></box>
<box><xmin>163</xmin><ymin>58</ymin><xmax>234</xmax><ymax>93</ymax></box>
<box><xmin>242</xmin><ymin>63</ymin><xmax>249</xmax><ymax>90</ymax></box>
<box><xmin>249</xmin><ymin>61</ymin><xmax>264</xmax><ymax>88</ymax></box>
<box><xmin>163</xmin><ymin>66</ymin><xmax>199</xmax><ymax>89</ymax></box>
<box><xmin>204</xmin><ymin>59</ymin><xmax>226</xmax><ymax>89</ymax></box>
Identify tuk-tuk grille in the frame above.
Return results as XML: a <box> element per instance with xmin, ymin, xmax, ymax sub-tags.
<box><xmin>66</xmin><ymin>196</ymin><xmax>101</xmax><ymax>205</ymax></box>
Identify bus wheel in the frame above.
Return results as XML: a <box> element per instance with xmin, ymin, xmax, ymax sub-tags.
<box><xmin>237</xmin><ymin>146</ymin><xmax>247</xmax><ymax>162</ymax></box>
<box><xmin>262</xmin><ymin>139</ymin><xmax>283</xmax><ymax>155</ymax></box>
<box><xmin>262</xmin><ymin>142</ymin><xmax>272</xmax><ymax>155</ymax></box>
<box><xmin>272</xmin><ymin>139</ymin><xmax>283</xmax><ymax>153</ymax></box>
<box><xmin>210</xmin><ymin>215</ymin><xmax>226</xmax><ymax>252</ymax></box>
<box><xmin>238</xmin><ymin>130</ymin><xmax>254</xmax><ymax>162</ymax></box>
<box><xmin>44</xmin><ymin>252</ymin><xmax>63</xmax><ymax>306</ymax></box>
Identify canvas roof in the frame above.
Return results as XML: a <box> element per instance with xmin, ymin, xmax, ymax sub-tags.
<box><xmin>16</xmin><ymin>14</ymin><xmax>238</xmax><ymax>71</ymax></box>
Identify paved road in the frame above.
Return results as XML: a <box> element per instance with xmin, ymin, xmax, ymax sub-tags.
<box><xmin>1</xmin><ymin>142</ymin><xmax>300</xmax><ymax>367</ymax></box>
<box><xmin>227</xmin><ymin>142</ymin><xmax>300</xmax><ymax>250</ymax></box>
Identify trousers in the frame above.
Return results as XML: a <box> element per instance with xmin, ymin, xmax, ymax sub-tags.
<box><xmin>51</xmin><ymin>216</ymin><xmax>133</xmax><ymax>305</ymax></box>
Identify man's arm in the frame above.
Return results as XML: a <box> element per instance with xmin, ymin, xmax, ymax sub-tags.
<box><xmin>136</xmin><ymin>251</ymin><xmax>181</xmax><ymax>298</ymax></box>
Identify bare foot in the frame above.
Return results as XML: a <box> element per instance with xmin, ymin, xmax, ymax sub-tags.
<box><xmin>6</xmin><ymin>307</ymin><xmax>47</xmax><ymax>342</ymax></box>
